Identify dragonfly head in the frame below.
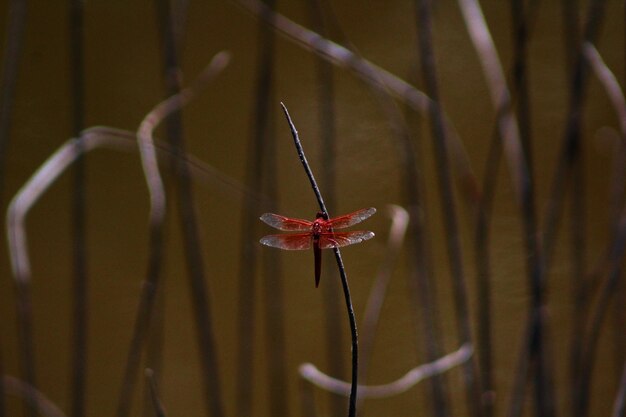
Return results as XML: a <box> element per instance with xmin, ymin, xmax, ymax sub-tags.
<box><xmin>313</xmin><ymin>211</ymin><xmax>330</xmax><ymax>235</ymax></box>
<box><xmin>316</xmin><ymin>211</ymin><xmax>328</xmax><ymax>220</ymax></box>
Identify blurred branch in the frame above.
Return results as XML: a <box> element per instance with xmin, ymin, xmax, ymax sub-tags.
<box><xmin>0</xmin><ymin>2</ymin><xmax>31</xmax><ymax>413</ymax></box>
<box><xmin>236</xmin><ymin>0</ymin><xmax>427</xmax><ymax>107</ymax></box>
<box><xmin>115</xmin><ymin>51</ymin><xmax>230</xmax><ymax>417</ymax></box>
<box><xmin>474</xmin><ymin>124</ymin><xmax>500</xmax><ymax>416</ymax></box>
<box><xmin>5</xmin><ymin>118</ymin><xmax>241</xmax><ymax>288</ymax></box>
<box><xmin>583</xmin><ymin>43</ymin><xmax>626</xmax><ymax>135</ymax></box>
<box><xmin>236</xmin><ymin>1</ymin><xmax>280</xmax><ymax>415</ymax></box>
<box><xmin>0</xmin><ymin>0</ymin><xmax>27</xmax><ymax>202</ymax></box>
<box><xmin>359</xmin><ymin>205</ymin><xmax>409</xmax><ymax>373</ymax></box>
<box><xmin>357</xmin><ymin>205</ymin><xmax>409</xmax><ymax>411</ymax></box>
<box><xmin>457</xmin><ymin>1</ymin><xmax>556</xmax><ymax>416</ymax></box>
<box><xmin>415</xmin><ymin>1</ymin><xmax>478</xmax><ymax>416</ymax></box>
<box><xmin>136</xmin><ymin>53</ymin><xmax>230</xmax><ymax>231</ymax></box>
<box><xmin>6</xmin><ymin>134</ymin><xmax>89</xmax><ymax>283</ymax></box>
<box><xmin>2</xmin><ymin>375</ymin><xmax>67</xmax><ymax>417</ymax></box>
<box><xmin>6</xmin><ymin>129</ymin><xmax>154</xmax><ymax>285</ymax></box>
<box><xmin>67</xmin><ymin>0</ymin><xmax>88</xmax><ymax>416</ymax></box>
<box><xmin>474</xmin><ymin>3</ymin><xmax>541</xmax><ymax>410</ymax></box>
<box><xmin>583</xmin><ymin>41</ymin><xmax>626</xmax><ymax>247</ymax></box>
<box><xmin>145</xmin><ymin>369</ymin><xmax>168</xmax><ymax>417</ymax></box>
<box><xmin>613</xmin><ymin>363</ymin><xmax>626</xmax><ymax>417</ymax></box>
<box><xmin>541</xmin><ymin>0</ymin><xmax>607</xmax><ymax>277</ymax></box>
<box><xmin>234</xmin><ymin>0</ymin><xmax>478</xmax><ymax>206</ymax></box>
<box><xmin>153</xmin><ymin>5</ymin><xmax>227</xmax><ymax>417</ymax></box>
<box><xmin>305</xmin><ymin>3</ymin><xmax>345</xmax><ymax>415</ymax></box>
<box><xmin>299</xmin><ymin>344</ymin><xmax>473</xmax><ymax>399</ymax></box>
<box><xmin>457</xmin><ymin>0</ymin><xmax>528</xmax><ymax>203</ymax></box>
<box><xmin>560</xmin><ymin>2</ymin><xmax>584</xmax><ymax>412</ymax></box>
<box><xmin>4</xmin><ymin>53</ymin><xmax>230</xmax><ymax>417</ymax></box>
<box><xmin>6</xmin><ymin>124</ymin><xmax>250</xmax><ymax>275</ymax></box>
<box><xmin>571</xmin><ymin>42</ymin><xmax>626</xmax><ymax>417</ymax></box>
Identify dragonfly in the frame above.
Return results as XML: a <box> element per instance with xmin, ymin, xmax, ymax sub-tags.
<box><xmin>260</xmin><ymin>207</ymin><xmax>376</xmax><ymax>287</ymax></box>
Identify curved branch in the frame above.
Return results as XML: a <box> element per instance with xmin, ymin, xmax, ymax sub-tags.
<box><xmin>136</xmin><ymin>50</ymin><xmax>231</xmax><ymax>227</ymax></box>
<box><xmin>6</xmin><ymin>52</ymin><xmax>230</xmax><ymax>288</ymax></box>
<box><xmin>583</xmin><ymin>43</ymin><xmax>626</xmax><ymax>137</ymax></box>
<box><xmin>5</xmin><ymin>52</ymin><xmax>230</xmax><ymax>417</ymax></box>
<box><xmin>457</xmin><ymin>0</ymin><xmax>528</xmax><ymax>213</ymax></box>
<box><xmin>299</xmin><ymin>343</ymin><xmax>473</xmax><ymax>399</ymax></box>
<box><xmin>2</xmin><ymin>375</ymin><xmax>67</xmax><ymax>417</ymax></box>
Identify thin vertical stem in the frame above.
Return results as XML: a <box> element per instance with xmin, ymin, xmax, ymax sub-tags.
<box><xmin>0</xmin><ymin>347</ymin><xmax>4</xmax><ymax>417</ymax></box>
<box><xmin>281</xmin><ymin>103</ymin><xmax>358</xmax><ymax>417</ymax></box>
<box><xmin>576</xmin><ymin>41</ymin><xmax>626</xmax><ymax>417</ymax></box>
<box><xmin>568</xmin><ymin>54</ymin><xmax>587</xmax><ymax>417</ymax></box>
<box><xmin>511</xmin><ymin>0</ymin><xmax>533</xmax><ymax>174</ymax></box>
<box><xmin>68</xmin><ymin>1</ymin><xmax>87</xmax><ymax>416</ymax></box>
<box><xmin>506</xmin><ymin>318</ymin><xmax>533</xmax><ymax>417</ymax></box>
<box><xmin>510</xmin><ymin>1</ymin><xmax>555</xmax><ymax>416</ymax></box>
<box><xmin>560</xmin><ymin>3</ymin><xmax>586</xmax><ymax>411</ymax></box>
<box><xmin>457</xmin><ymin>0</ymin><xmax>557</xmax><ymax>415</ymax></box>
<box><xmin>115</xmin><ymin>219</ymin><xmax>165</xmax><ymax>417</ymax></box>
<box><xmin>403</xmin><ymin>129</ymin><xmax>450</xmax><ymax>417</ymax></box>
<box><xmin>0</xmin><ymin>0</ymin><xmax>27</xmax><ymax>202</ymax></box>
<box><xmin>474</xmin><ymin>124</ymin><xmax>501</xmax><ymax>417</ymax></box>
<box><xmin>261</xmin><ymin>129</ymin><xmax>289</xmax><ymax>417</ymax></box>
<box><xmin>415</xmin><ymin>2</ymin><xmax>480</xmax><ymax>417</ymax></box>
<box><xmin>257</xmin><ymin>42</ymin><xmax>288</xmax><ymax>417</ymax></box>
<box><xmin>14</xmin><ymin>282</ymin><xmax>36</xmax><ymax>417</ymax></box>
<box><xmin>153</xmin><ymin>4</ymin><xmax>225</xmax><ymax>417</ymax></box>
<box><xmin>561</xmin><ymin>0</ymin><xmax>580</xmax><ymax>70</ymax></box>
<box><xmin>575</xmin><ymin>268</ymin><xmax>621</xmax><ymax>417</ymax></box>
<box><xmin>572</xmin><ymin>196</ymin><xmax>626</xmax><ymax>417</ymax></box>
<box><xmin>542</xmin><ymin>0</ymin><xmax>607</xmax><ymax>275</ymax></box>
<box><xmin>236</xmin><ymin>0</ymin><xmax>277</xmax><ymax>415</ymax></box>
<box><xmin>539</xmin><ymin>2</ymin><xmax>607</xmax><ymax>416</ymax></box>
<box><xmin>115</xmin><ymin>53</ymin><xmax>229</xmax><ymax>417</ymax></box>
<box><xmin>0</xmin><ymin>2</ymin><xmax>32</xmax><ymax>416</ymax></box>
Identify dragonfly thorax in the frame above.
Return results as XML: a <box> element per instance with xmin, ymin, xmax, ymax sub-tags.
<box><xmin>312</xmin><ymin>219</ymin><xmax>324</xmax><ymax>235</ymax></box>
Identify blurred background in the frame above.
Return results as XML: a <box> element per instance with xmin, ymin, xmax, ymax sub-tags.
<box><xmin>0</xmin><ymin>1</ymin><xmax>624</xmax><ymax>417</ymax></box>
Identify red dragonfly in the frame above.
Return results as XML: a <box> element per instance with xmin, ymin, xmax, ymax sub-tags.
<box><xmin>260</xmin><ymin>207</ymin><xmax>376</xmax><ymax>287</ymax></box>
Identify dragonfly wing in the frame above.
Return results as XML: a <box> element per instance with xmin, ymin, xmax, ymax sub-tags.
<box><xmin>327</xmin><ymin>207</ymin><xmax>376</xmax><ymax>229</ymax></box>
<box><xmin>260</xmin><ymin>233</ymin><xmax>312</xmax><ymax>250</ymax></box>
<box><xmin>260</xmin><ymin>213</ymin><xmax>312</xmax><ymax>231</ymax></box>
<box><xmin>318</xmin><ymin>231</ymin><xmax>375</xmax><ymax>249</ymax></box>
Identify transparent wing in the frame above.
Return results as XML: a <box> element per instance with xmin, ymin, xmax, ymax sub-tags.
<box><xmin>260</xmin><ymin>233</ymin><xmax>312</xmax><ymax>250</ymax></box>
<box><xmin>260</xmin><ymin>213</ymin><xmax>312</xmax><ymax>231</ymax></box>
<box><xmin>318</xmin><ymin>231</ymin><xmax>375</xmax><ymax>249</ymax></box>
<box><xmin>327</xmin><ymin>207</ymin><xmax>376</xmax><ymax>229</ymax></box>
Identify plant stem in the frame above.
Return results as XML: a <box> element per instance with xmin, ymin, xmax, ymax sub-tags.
<box><xmin>68</xmin><ymin>1</ymin><xmax>88</xmax><ymax>416</ymax></box>
<box><xmin>280</xmin><ymin>103</ymin><xmax>358</xmax><ymax>417</ymax></box>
